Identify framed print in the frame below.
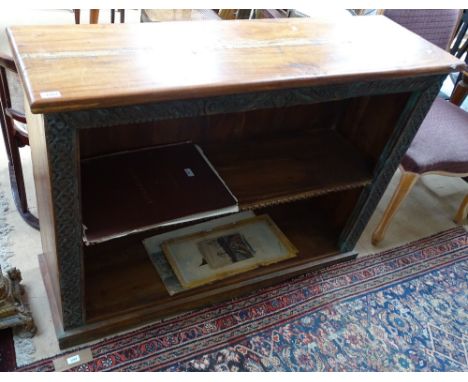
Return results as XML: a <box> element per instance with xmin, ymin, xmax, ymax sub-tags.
<box><xmin>162</xmin><ymin>215</ymin><xmax>298</xmax><ymax>289</ymax></box>
<box><xmin>143</xmin><ymin>211</ymin><xmax>255</xmax><ymax>295</ymax></box>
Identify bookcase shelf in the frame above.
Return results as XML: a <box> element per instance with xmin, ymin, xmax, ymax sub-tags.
<box><xmin>206</xmin><ymin>129</ymin><xmax>372</xmax><ymax>209</ymax></box>
<box><xmin>81</xmin><ymin>129</ymin><xmax>372</xmax><ymax>244</ymax></box>
<box><xmin>83</xmin><ymin>196</ymin><xmax>354</xmax><ymax>322</ymax></box>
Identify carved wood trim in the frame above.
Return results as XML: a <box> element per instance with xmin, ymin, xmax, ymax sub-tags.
<box><xmin>338</xmin><ymin>75</ymin><xmax>445</xmax><ymax>251</ymax></box>
<box><xmin>43</xmin><ymin>115</ymin><xmax>84</xmax><ymax>329</ymax></box>
<box><xmin>51</xmin><ymin>76</ymin><xmax>440</xmax><ymax>130</ymax></box>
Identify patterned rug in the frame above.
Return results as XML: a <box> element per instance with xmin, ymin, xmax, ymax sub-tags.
<box><xmin>0</xmin><ymin>189</ymin><xmax>36</xmax><ymax>367</ymax></box>
<box><xmin>0</xmin><ymin>329</ymin><xmax>16</xmax><ymax>372</ymax></box>
<box><xmin>18</xmin><ymin>226</ymin><xmax>468</xmax><ymax>372</ymax></box>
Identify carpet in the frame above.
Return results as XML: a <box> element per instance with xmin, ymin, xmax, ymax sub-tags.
<box><xmin>18</xmin><ymin>226</ymin><xmax>468</xmax><ymax>372</ymax></box>
<box><xmin>0</xmin><ymin>190</ymin><xmax>16</xmax><ymax>372</ymax></box>
<box><xmin>0</xmin><ymin>329</ymin><xmax>16</xmax><ymax>372</ymax></box>
<box><xmin>0</xmin><ymin>190</ymin><xmax>36</xmax><ymax>367</ymax></box>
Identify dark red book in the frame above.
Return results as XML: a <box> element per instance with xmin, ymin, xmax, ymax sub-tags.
<box><xmin>81</xmin><ymin>142</ymin><xmax>238</xmax><ymax>244</ymax></box>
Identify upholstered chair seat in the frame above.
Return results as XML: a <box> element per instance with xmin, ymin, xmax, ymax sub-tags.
<box><xmin>401</xmin><ymin>97</ymin><xmax>468</xmax><ymax>174</ymax></box>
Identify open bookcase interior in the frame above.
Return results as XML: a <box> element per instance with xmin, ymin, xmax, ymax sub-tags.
<box><xmin>78</xmin><ymin>92</ymin><xmax>412</xmax><ymax>323</ymax></box>
<box><xmin>79</xmin><ymin>92</ymin><xmax>410</xmax><ymax>244</ymax></box>
<box><xmin>83</xmin><ymin>189</ymin><xmax>362</xmax><ymax>322</ymax></box>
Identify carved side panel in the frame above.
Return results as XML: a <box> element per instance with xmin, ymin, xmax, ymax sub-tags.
<box><xmin>338</xmin><ymin>76</ymin><xmax>445</xmax><ymax>251</ymax></box>
<box><xmin>44</xmin><ymin>114</ymin><xmax>84</xmax><ymax>329</ymax></box>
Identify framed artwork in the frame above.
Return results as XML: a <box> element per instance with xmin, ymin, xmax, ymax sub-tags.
<box><xmin>143</xmin><ymin>211</ymin><xmax>255</xmax><ymax>295</ymax></box>
<box><xmin>162</xmin><ymin>215</ymin><xmax>298</xmax><ymax>289</ymax></box>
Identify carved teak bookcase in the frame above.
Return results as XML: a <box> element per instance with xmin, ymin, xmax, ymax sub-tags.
<box><xmin>7</xmin><ymin>17</ymin><xmax>464</xmax><ymax>348</ymax></box>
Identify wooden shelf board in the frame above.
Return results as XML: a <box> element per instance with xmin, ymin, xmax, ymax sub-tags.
<box><xmin>84</xmin><ymin>200</ymin><xmax>348</xmax><ymax>323</ymax></box>
<box><xmin>81</xmin><ymin>128</ymin><xmax>372</xmax><ymax>244</ymax></box>
<box><xmin>206</xmin><ymin>129</ymin><xmax>372</xmax><ymax>209</ymax></box>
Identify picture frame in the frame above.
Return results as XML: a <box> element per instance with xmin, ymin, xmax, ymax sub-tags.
<box><xmin>161</xmin><ymin>215</ymin><xmax>298</xmax><ymax>289</ymax></box>
<box><xmin>143</xmin><ymin>211</ymin><xmax>255</xmax><ymax>295</ymax></box>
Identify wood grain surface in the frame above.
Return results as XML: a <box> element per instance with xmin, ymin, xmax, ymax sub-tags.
<box><xmin>7</xmin><ymin>16</ymin><xmax>465</xmax><ymax>113</ymax></box>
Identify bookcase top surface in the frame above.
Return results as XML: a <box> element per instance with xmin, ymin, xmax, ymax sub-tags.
<box><xmin>8</xmin><ymin>16</ymin><xmax>465</xmax><ymax>113</ymax></box>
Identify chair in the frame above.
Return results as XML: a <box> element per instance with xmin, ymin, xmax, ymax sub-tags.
<box><xmin>0</xmin><ymin>54</ymin><xmax>39</xmax><ymax>229</ymax></box>
<box><xmin>451</xmin><ymin>70</ymin><xmax>468</xmax><ymax>106</ymax></box>
<box><xmin>111</xmin><ymin>9</ymin><xmax>125</xmax><ymax>23</ymax></box>
<box><xmin>371</xmin><ymin>9</ymin><xmax>468</xmax><ymax>245</ymax></box>
<box><xmin>74</xmin><ymin>9</ymin><xmax>126</xmax><ymax>24</ymax></box>
<box><xmin>253</xmin><ymin>10</ymin><xmax>290</xmax><ymax>19</ymax></box>
<box><xmin>450</xmin><ymin>10</ymin><xmax>468</xmax><ymax>86</ymax></box>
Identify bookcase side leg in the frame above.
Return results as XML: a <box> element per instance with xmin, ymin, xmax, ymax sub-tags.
<box><xmin>338</xmin><ymin>77</ymin><xmax>444</xmax><ymax>252</ymax></box>
<box><xmin>25</xmin><ymin>104</ymin><xmax>63</xmax><ymax>326</ymax></box>
<box><xmin>44</xmin><ymin>113</ymin><xmax>85</xmax><ymax>329</ymax></box>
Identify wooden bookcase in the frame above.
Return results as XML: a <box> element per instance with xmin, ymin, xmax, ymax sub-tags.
<box><xmin>7</xmin><ymin>17</ymin><xmax>464</xmax><ymax>348</ymax></box>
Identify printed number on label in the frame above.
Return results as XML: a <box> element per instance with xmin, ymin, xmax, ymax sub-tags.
<box><xmin>66</xmin><ymin>354</ymin><xmax>81</xmax><ymax>365</ymax></box>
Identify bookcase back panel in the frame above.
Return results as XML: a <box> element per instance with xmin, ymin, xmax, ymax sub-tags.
<box><xmin>336</xmin><ymin>92</ymin><xmax>412</xmax><ymax>167</ymax></box>
<box><xmin>79</xmin><ymin>91</ymin><xmax>411</xmax><ymax>170</ymax></box>
<box><xmin>79</xmin><ymin>101</ymin><xmax>343</xmax><ymax>159</ymax></box>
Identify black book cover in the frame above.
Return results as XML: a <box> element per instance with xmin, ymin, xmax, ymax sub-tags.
<box><xmin>81</xmin><ymin>142</ymin><xmax>238</xmax><ymax>244</ymax></box>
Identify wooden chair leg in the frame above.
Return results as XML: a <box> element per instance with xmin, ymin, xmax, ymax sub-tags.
<box><xmin>74</xmin><ymin>9</ymin><xmax>80</xmax><ymax>24</ymax></box>
<box><xmin>9</xmin><ymin>138</ymin><xmax>27</xmax><ymax>212</ymax></box>
<box><xmin>8</xmin><ymin>141</ymin><xmax>39</xmax><ymax>230</ymax></box>
<box><xmin>372</xmin><ymin>171</ymin><xmax>419</xmax><ymax>245</ymax></box>
<box><xmin>454</xmin><ymin>194</ymin><xmax>468</xmax><ymax>224</ymax></box>
<box><xmin>1</xmin><ymin>120</ymin><xmax>39</xmax><ymax>230</ymax></box>
<box><xmin>450</xmin><ymin>71</ymin><xmax>468</xmax><ymax>106</ymax></box>
<box><xmin>90</xmin><ymin>9</ymin><xmax>100</xmax><ymax>24</ymax></box>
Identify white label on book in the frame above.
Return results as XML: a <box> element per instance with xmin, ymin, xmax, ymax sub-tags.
<box><xmin>184</xmin><ymin>168</ymin><xmax>195</xmax><ymax>177</ymax></box>
<box><xmin>66</xmin><ymin>354</ymin><xmax>81</xmax><ymax>365</ymax></box>
<box><xmin>40</xmin><ymin>90</ymin><xmax>62</xmax><ymax>99</ymax></box>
